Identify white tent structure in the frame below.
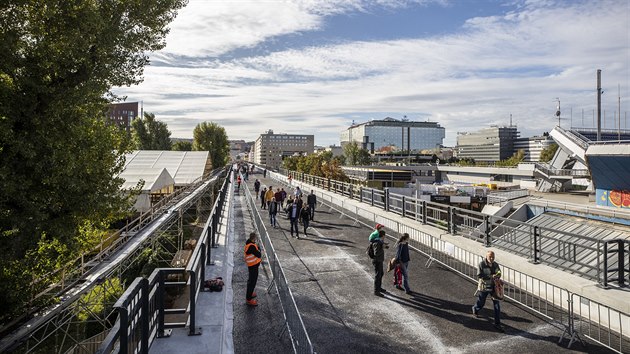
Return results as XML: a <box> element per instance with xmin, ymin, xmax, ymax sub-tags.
<box><xmin>119</xmin><ymin>151</ymin><xmax>211</xmax><ymax>212</ymax></box>
<box><xmin>118</xmin><ymin>167</ymin><xmax>175</xmax><ymax>213</ymax></box>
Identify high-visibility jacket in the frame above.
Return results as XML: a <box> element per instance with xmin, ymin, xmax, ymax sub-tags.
<box><xmin>244</xmin><ymin>243</ymin><xmax>261</xmax><ymax>267</ymax></box>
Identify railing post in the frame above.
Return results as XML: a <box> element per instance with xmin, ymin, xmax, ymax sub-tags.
<box><xmin>188</xmin><ymin>269</ymin><xmax>201</xmax><ymax>335</ymax></box>
<box><xmin>118</xmin><ymin>306</ymin><xmax>129</xmax><ymax>354</ymax></box>
<box><xmin>602</xmin><ymin>242</ymin><xmax>608</xmax><ymax>288</ymax></box>
<box><xmin>349</xmin><ymin>185</ymin><xmax>354</xmax><ymax>199</ymax></box>
<box><xmin>617</xmin><ymin>240</ymin><xmax>625</xmax><ymax>287</ymax></box>
<box><xmin>484</xmin><ymin>215</ymin><xmax>492</xmax><ymax>247</ymax></box>
<box><xmin>327</xmin><ymin>178</ymin><xmax>331</xmax><ymax>191</ymax></box>
<box><xmin>140</xmin><ymin>278</ymin><xmax>149</xmax><ymax>354</ymax></box>
<box><xmin>371</xmin><ymin>189</ymin><xmax>375</xmax><ymax>206</ymax></box>
<box><xmin>402</xmin><ymin>196</ymin><xmax>406</xmax><ymax>218</ymax></box>
<box><xmin>447</xmin><ymin>206</ymin><xmax>454</xmax><ymax>234</ymax></box>
<box><xmin>359</xmin><ymin>187</ymin><xmax>363</xmax><ymax>203</ymax></box>
<box><xmin>422</xmin><ymin>200</ymin><xmax>427</xmax><ymax>224</ymax></box>
<box><xmin>532</xmin><ymin>226</ymin><xmax>540</xmax><ymax>264</ymax></box>
<box><xmin>384</xmin><ymin>188</ymin><xmax>390</xmax><ymax>211</ymax></box>
<box><xmin>157</xmin><ymin>270</ymin><xmax>169</xmax><ymax>338</ymax></box>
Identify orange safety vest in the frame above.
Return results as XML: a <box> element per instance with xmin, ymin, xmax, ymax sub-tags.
<box><xmin>244</xmin><ymin>243</ymin><xmax>261</xmax><ymax>267</ymax></box>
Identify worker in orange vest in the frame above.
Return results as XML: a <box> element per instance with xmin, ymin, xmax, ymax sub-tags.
<box><xmin>244</xmin><ymin>232</ymin><xmax>262</xmax><ymax>306</ymax></box>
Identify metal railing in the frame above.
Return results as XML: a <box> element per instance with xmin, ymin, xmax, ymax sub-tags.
<box><xmin>273</xmin><ymin>169</ymin><xmax>630</xmax><ymax>353</ymax></box>
<box><xmin>96</xmin><ymin>170</ymin><xmax>231</xmax><ymax>353</ymax></box>
<box><xmin>242</xmin><ymin>174</ymin><xmax>315</xmax><ymax>354</ymax></box>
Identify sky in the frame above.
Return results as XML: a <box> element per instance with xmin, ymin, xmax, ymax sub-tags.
<box><xmin>112</xmin><ymin>0</ymin><xmax>630</xmax><ymax>147</ymax></box>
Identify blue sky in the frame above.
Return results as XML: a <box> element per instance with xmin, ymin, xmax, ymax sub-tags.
<box><xmin>113</xmin><ymin>0</ymin><xmax>630</xmax><ymax>147</ymax></box>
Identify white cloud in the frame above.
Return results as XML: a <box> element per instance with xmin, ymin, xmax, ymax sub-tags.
<box><xmin>115</xmin><ymin>0</ymin><xmax>630</xmax><ymax>146</ymax></box>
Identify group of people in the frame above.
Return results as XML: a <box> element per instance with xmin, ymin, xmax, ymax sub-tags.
<box><xmin>368</xmin><ymin>224</ymin><xmax>505</xmax><ymax>332</ymax></box>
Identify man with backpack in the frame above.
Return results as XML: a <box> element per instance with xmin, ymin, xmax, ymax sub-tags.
<box><xmin>369</xmin><ymin>230</ymin><xmax>389</xmax><ymax>297</ymax></box>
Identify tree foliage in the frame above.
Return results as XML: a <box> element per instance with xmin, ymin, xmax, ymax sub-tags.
<box><xmin>282</xmin><ymin>152</ymin><xmax>347</xmax><ymax>181</ymax></box>
<box><xmin>172</xmin><ymin>140</ymin><xmax>193</xmax><ymax>151</ymax></box>
<box><xmin>539</xmin><ymin>143</ymin><xmax>558</xmax><ymax>163</ymax></box>
<box><xmin>131</xmin><ymin>112</ymin><xmax>172</xmax><ymax>150</ymax></box>
<box><xmin>343</xmin><ymin>141</ymin><xmax>371</xmax><ymax>166</ymax></box>
<box><xmin>0</xmin><ymin>0</ymin><xmax>187</xmax><ymax>318</ymax></box>
<box><xmin>496</xmin><ymin>149</ymin><xmax>526</xmax><ymax>167</ymax></box>
<box><xmin>193</xmin><ymin>122</ymin><xmax>230</xmax><ymax>169</ymax></box>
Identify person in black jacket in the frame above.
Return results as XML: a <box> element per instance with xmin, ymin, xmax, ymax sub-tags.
<box><xmin>300</xmin><ymin>205</ymin><xmax>310</xmax><ymax>235</ymax></box>
<box><xmin>269</xmin><ymin>197</ymin><xmax>278</xmax><ymax>228</ymax></box>
<box><xmin>254</xmin><ymin>179</ymin><xmax>260</xmax><ymax>199</ymax></box>
<box><xmin>472</xmin><ymin>251</ymin><xmax>503</xmax><ymax>332</ymax></box>
<box><xmin>244</xmin><ymin>233</ymin><xmax>262</xmax><ymax>306</ymax></box>
<box><xmin>260</xmin><ymin>187</ymin><xmax>267</xmax><ymax>209</ymax></box>
<box><xmin>371</xmin><ymin>230</ymin><xmax>389</xmax><ymax>297</ymax></box>
<box><xmin>394</xmin><ymin>233</ymin><xmax>412</xmax><ymax>294</ymax></box>
<box><xmin>306</xmin><ymin>190</ymin><xmax>317</xmax><ymax>221</ymax></box>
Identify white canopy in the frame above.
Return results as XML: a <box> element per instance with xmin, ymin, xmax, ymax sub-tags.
<box><xmin>123</xmin><ymin>151</ymin><xmax>210</xmax><ymax>186</ymax></box>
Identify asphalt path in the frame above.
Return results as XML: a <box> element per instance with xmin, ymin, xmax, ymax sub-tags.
<box><xmin>233</xmin><ymin>174</ymin><xmax>613</xmax><ymax>354</ymax></box>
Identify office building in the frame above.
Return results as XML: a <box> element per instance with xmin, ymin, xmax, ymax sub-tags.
<box><xmin>252</xmin><ymin>130</ymin><xmax>314</xmax><ymax>170</ymax></box>
<box><xmin>513</xmin><ymin>135</ymin><xmax>554</xmax><ymax>162</ymax></box>
<box><xmin>340</xmin><ymin>117</ymin><xmax>445</xmax><ymax>153</ymax></box>
<box><xmin>108</xmin><ymin>101</ymin><xmax>141</xmax><ymax>133</ymax></box>
<box><xmin>456</xmin><ymin>126</ymin><xmax>519</xmax><ymax>162</ymax></box>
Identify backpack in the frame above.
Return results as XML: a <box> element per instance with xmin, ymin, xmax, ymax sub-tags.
<box><xmin>204</xmin><ymin>277</ymin><xmax>224</xmax><ymax>292</ymax></box>
<box><xmin>366</xmin><ymin>243</ymin><xmax>375</xmax><ymax>259</ymax></box>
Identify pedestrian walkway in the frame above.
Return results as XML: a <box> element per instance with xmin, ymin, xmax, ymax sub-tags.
<box><xmin>151</xmin><ymin>170</ymin><xmax>615</xmax><ymax>354</ymax></box>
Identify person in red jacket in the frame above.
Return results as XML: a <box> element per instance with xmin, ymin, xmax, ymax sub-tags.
<box><xmin>244</xmin><ymin>232</ymin><xmax>262</xmax><ymax>306</ymax></box>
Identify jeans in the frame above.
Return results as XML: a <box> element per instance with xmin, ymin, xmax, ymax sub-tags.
<box><xmin>269</xmin><ymin>213</ymin><xmax>277</xmax><ymax>227</ymax></box>
<box><xmin>372</xmin><ymin>260</ymin><xmax>384</xmax><ymax>292</ymax></box>
<box><xmin>400</xmin><ymin>261</ymin><xmax>410</xmax><ymax>292</ymax></box>
<box><xmin>474</xmin><ymin>290</ymin><xmax>501</xmax><ymax>325</ymax></box>
<box><xmin>308</xmin><ymin>203</ymin><xmax>315</xmax><ymax>220</ymax></box>
<box><xmin>302</xmin><ymin>217</ymin><xmax>309</xmax><ymax>234</ymax></box>
<box><xmin>290</xmin><ymin>218</ymin><xmax>299</xmax><ymax>236</ymax></box>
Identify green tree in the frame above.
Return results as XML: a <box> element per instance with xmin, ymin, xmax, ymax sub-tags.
<box><xmin>131</xmin><ymin>112</ymin><xmax>172</xmax><ymax>150</ymax></box>
<box><xmin>357</xmin><ymin>149</ymin><xmax>372</xmax><ymax>165</ymax></box>
<box><xmin>0</xmin><ymin>0</ymin><xmax>186</xmax><ymax>319</ymax></box>
<box><xmin>343</xmin><ymin>142</ymin><xmax>360</xmax><ymax>165</ymax></box>
<box><xmin>172</xmin><ymin>140</ymin><xmax>193</xmax><ymax>151</ymax></box>
<box><xmin>539</xmin><ymin>143</ymin><xmax>558</xmax><ymax>163</ymax></box>
<box><xmin>193</xmin><ymin>122</ymin><xmax>230</xmax><ymax>169</ymax></box>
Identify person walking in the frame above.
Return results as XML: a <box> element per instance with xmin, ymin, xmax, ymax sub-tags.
<box><xmin>254</xmin><ymin>179</ymin><xmax>260</xmax><ymax>199</ymax></box>
<box><xmin>307</xmin><ymin>190</ymin><xmax>317</xmax><ymax>221</ymax></box>
<box><xmin>244</xmin><ymin>232</ymin><xmax>262</xmax><ymax>306</ymax></box>
<box><xmin>269</xmin><ymin>197</ymin><xmax>278</xmax><ymax>228</ymax></box>
<box><xmin>472</xmin><ymin>251</ymin><xmax>504</xmax><ymax>332</ymax></box>
<box><xmin>280</xmin><ymin>188</ymin><xmax>287</xmax><ymax>208</ymax></box>
<box><xmin>294</xmin><ymin>186</ymin><xmax>303</xmax><ymax>198</ymax></box>
<box><xmin>394</xmin><ymin>233</ymin><xmax>412</xmax><ymax>294</ymax></box>
<box><xmin>265</xmin><ymin>186</ymin><xmax>274</xmax><ymax>210</ymax></box>
<box><xmin>288</xmin><ymin>200</ymin><xmax>300</xmax><ymax>238</ymax></box>
<box><xmin>236</xmin><ymin>175</ymin><xmax>242</xmax><ymax>190</ymax></box>
<box><xmin>263</xmin><ymin>169</ymin><xmax>267</xmax><ymax>178</ymax></box>
<box><xmin>370</xmin><ymin>230</ymin><xmax>389</xmax><ymax>296</ymax></box>
<box><xmin>287</xmin><ymin>174</ymin><xmax>292</xmax><ymax>186</ymax></box>
<box><xmin>260</xmin><ymin>187</ymin><xmax>267</xmax><ymax>209</ymax></box>
<box><xmin>274</xmin><ymin>188</ymin><xmax>284</xmax><ymax>210</ymax></box>
<box><xmin>300</xmin><ymin>204</ymin><xmax>310</xmax><ymax>235</ymax></box>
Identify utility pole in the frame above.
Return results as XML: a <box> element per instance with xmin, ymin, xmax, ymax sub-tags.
<box><xmin>555</xmin><ymin>98</ymin><xmax>561</xmax><ymax>127</ymax></box>
<box><xmin>597</xmin><ymin>69</ymin><xmax>602</xmax><ymax>141</ymax></box>
<box><xmin>618</xmin><ymin>84</ymin><xmax>621</xmax><ymax>141</ymax></box>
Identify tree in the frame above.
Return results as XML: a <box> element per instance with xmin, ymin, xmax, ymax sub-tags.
<box><xmin>0</xmin><ymin>0</ymin><xmax>187</xmax><ymax>319</ymax></box>
<box><xmin>172</xmin><ymin>140</ymin><xmax>193</xmax><ymax>151</ymax></box>
<box><xmin>193</xmin><ymin>122</ymin><xmax>230</xmax><ymax>169</ymax></box>
<box><xmin>343</xmin><ymin>142</ymin><xmax>360</xmax><ymax>165</ymax></box>
<box><xmin>539</xmin><ymin>143</ymin><xmax>558</xmax><ymax>163</ymax></box>
<box><xmin>131</xmin><ymin>112</ymin><xmax>172</xmax><ymax>150</ymax></box>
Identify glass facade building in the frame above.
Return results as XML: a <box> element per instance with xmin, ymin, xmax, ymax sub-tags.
<box><xmin>456</xmin><ymin>126</ymin><xmax>519</xmax><ymax>162</ymax></box>
<box><xmin>340</xmin><ymin>117</ymin><xmax>445</xmax><ymax>152</ymax></box>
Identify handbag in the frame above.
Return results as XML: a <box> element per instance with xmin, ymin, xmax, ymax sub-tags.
<box><xmin>386</xmin><ymin>257</ymin><xmax>398</xmax><ymax>272</ymax></box>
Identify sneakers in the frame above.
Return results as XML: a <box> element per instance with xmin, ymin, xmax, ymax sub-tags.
<box><xmin>246</xmin><ymin>299</ymin><xmax>258</xmax><ymax>306</ymax></box>
<box><xmin>251</xmin><ymin>292</ymin><xmax>257</xmax><ymax>298</ymax></box>
<box><xmin>379</xmin><ymin>288</ymin><xmax>388</xmax><ymax>293</ymax></box>
<box><xmin>405</xmin><ymin>290</ymin><xmax>413</xmax><ymax>295</ymax></box>
<box><xmin>472</xmin><ymin>306</ymin><xmax>479</xmax><ymax>318</ymax></box>
<box><xmin>494</xmin><ymin>324</ymin><xmax>505</xmax><ymax>333</ymax></box>
<box><xmin>374</xmin><ymin>291</ymin><xmax>385</xmax><ymax>297</ymax></box>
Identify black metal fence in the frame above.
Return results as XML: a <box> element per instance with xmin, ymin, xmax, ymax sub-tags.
<box><xmin>96</xmin><ymin>169</ymin><xmax>231</xmax><ymax>354</ymax></box>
